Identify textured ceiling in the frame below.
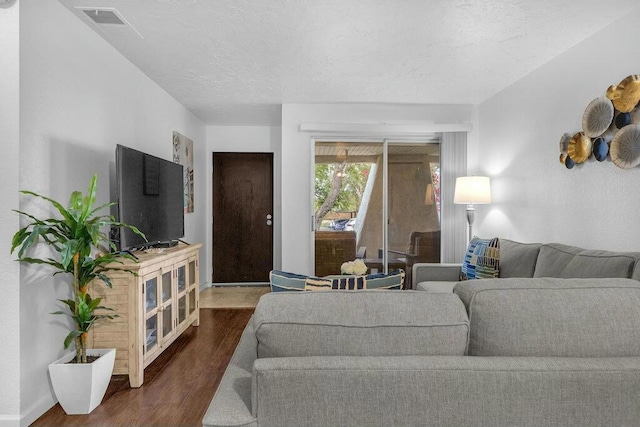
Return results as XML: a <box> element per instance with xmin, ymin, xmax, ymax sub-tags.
<box><xmin>57</xmin><ymin>0</ymin><xmax>640</xmax><ymax>126</ymax></box>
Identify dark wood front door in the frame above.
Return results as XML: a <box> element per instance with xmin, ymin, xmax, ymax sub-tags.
<box><xmin>212</xmin><ymin>153</ymin><xmax>273</xmax><ymax>283</ymax></box>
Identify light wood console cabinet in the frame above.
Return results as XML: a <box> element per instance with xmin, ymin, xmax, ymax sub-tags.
<box><xmin>88</xmin><ymin>242</ymin><xmax>202</xmax><ymax>387</ymax></box>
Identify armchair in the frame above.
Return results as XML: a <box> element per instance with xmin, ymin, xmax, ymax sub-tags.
<box><xmin>389</xmin><ymin>230</ymin><xmax>441</xmax><ymax>287</ymax></box>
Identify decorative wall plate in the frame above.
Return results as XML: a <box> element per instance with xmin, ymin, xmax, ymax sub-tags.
<box><xmin>559</xmin><ymin>132</ymin><xmax>572</xmax><ymax>155</ymax></box>
<box><xmin>582</xmin><ymin>97</ymin><xmax>614</xmax><ymax>137</ymax></box>
<box><xmin>567</xmin><ymin>132</ymin><xmax>592</xmax><ymax>163</ymax></box>
<box><xmin>565</xmin><ymin>155</ymin><xmax>575</xmax><ymax>169</ymax></box>
<box><xmin>606</xmin><ymin>75</ymin><xmax>640</xmax><ymax>113</ymax></box>
<box><xmin>632</xmin><ymin>105</ymin><xmax>640</xmax><ymax>124</ymax></box>
<box><xmin>615</xmin><ymin>112</ymin><xmax>632</xmax><ymax>129</ymax></box>
<box><xmin>610</xmin><ymin>124</ymin><xmax>640</xmax><ymax>169</ymax></box>
<box><xmin>592</xmin><ymin>137</ymin><xmax>609</xmax><ymax>162</ymax></box>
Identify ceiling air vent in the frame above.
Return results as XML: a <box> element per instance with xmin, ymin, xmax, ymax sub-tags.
<box><xmin>74</xmin><ymin>7</ymin><xmax>143</xmax><ymax>38</ymax></box>
<box><xmin>82</xmin><ymin>9</ymin><xmax>125</xmax><ymax>25</ymax></box>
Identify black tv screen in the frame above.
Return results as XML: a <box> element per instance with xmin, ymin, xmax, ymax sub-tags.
<box><xmin>114</xmin><ymin>144</ymin><xmax>184</xmax><ymax>251</ymax></box>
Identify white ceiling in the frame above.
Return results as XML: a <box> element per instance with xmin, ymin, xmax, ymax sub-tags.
<box><xmin>57</xmin><ymin>0</ymin><xmax>639</xmax><ymax>126</ymax></box>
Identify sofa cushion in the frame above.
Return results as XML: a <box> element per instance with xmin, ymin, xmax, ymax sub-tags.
<box><xmin>253</xmin><ymin>291</ymin><xmax>469</xmax><ymax>358</ymax></box>
<box><xmin>533</xmin><ymin>243</ymin><xmax>640</xmax><ymax>279</ymax></box>
<box><xmin>416</xmin><ymin>281</ymin><xmax>457</xmax><ymax>293</ymax></box>
<box><xmin>460</xmin><ymin>236</ymin><xmax>500</xmax><ymax>280</ymax></box>
<box><xmin>498</xmin><ymin>239</ymin><xmax>541</xmax><ymax>278</ymax></box>
<box><xmin>454</xmin><ymin>277</ymin><xmax>640</xmax><ymax>357</ymax></box>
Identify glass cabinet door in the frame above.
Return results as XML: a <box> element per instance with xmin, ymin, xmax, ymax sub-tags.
<box><xmin>187</xmin><ymin>257</ymin><xmax>198</xmax><ymax>318</ymax></box>
<box><xmin>145</xmin><ymin>277</ymin><xmax>158</xmax><ymax>313</ymax></box>
<box><xmin>162</xmin><ymin>304</ymin><xmax>173</xmax><ymax>337</ymax></box>
<box><xmin>189</xmin><ymin>259</ymin><xmax>196</xmax><ymax>287</ymax></box>
<box><xmin>144</xmin><ymin>274</ymin><xmax>160</xmax><ymax>355</ymax></box>
<box><xmin>177</xmin><ymin>264</ymin><xmax>186</xmax><ymax>293</ymax></box>
<box><xmin>188</xmin><ymin>288</ymin><xmax>196</xmax><ymax>316</ymax></box>
<box><xmin>145</xmin><ymin>314</ymin><xmax>158</xmax><ymax>354</ymax></box>
<box><xmin>162</xmin><ymin>271</ymin><xmax>172</xmax><ymax>303</ymax></box>
<box><xmin>141</xmin><ymin>250</ymin><xmax>200</xmax><ymax>364</ymax></box>
<box><xmin>176</xmin><ymin>260</ymin><xmax>191</xmax><ymax>328</ymax></box>
<box><xmin>178</xmin><ymin>295</ymin><xmax>186</xmax><ymax>324</ymax></box>
<box><xmin>161</xmin><ymin>269</ymin><xmax>174</xmax><ymax>340</ymax></box>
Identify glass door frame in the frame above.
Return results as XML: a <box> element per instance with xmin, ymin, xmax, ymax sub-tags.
<box><xmin>311</xmin><ymin>136</ymin><xmax>440</xmax><ymax>275</ymax></box>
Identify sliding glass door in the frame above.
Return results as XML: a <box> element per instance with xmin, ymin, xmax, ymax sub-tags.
<box><xmin>314</xmin><ymin>141</ymin><xmax>382</xmax><ymax>277</ymax></box>
<box><xmin>313</xmin><ymin>139</ymin><xmax>441</xmax><ymax>285</ymax></box>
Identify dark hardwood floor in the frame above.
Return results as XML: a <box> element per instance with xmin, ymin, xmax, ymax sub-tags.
<box><xmin>32</xmin><ymin>309</ymin><xmax>254</xmax><ymax>426</ymax></box>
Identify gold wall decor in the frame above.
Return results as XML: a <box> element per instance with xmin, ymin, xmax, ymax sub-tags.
<box><xmin>607</xmin><ymin>75</ymin><xmax>640</xmax><ymax>113</ymax></box>
<box><xmin>567</xmin><ymin>132</ymin><xmax>592</xmax><ymax>164</ymax></box>
<box><xmin>559</xmin><ymin>74</ymin><xmax>640</xmax><ymax>169</ymax></box>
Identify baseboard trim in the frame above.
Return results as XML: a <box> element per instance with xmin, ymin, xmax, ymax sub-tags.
<box><xmin>0</xmin><ymin>415</ymin><xmax>19</xmax><ymax>427</ymax></box>
<box><xmin>199</xmin><ymin>281</ymin><xmax>210</xmax><ymax>292</ymax></box>
<box><xmin>11</xmin><ymin>394</ymin><xmax>56</xmax><ymax>427</ymax></box>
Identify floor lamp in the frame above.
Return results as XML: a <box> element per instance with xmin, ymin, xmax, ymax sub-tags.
<box><xmin>453</xmin><ymin>176</ymin><xmax>492</xmax><ymax>243</ymax></box>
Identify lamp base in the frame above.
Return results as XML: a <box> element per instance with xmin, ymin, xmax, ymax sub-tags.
<box><xmin>465</xmin><ymin>204</ymin><xmax>476</xmax><ymax>243</ymax></box>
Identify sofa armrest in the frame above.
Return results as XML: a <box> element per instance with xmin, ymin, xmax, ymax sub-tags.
<box><xmin>251</xmin><ymin>355</ymin><xmax>640</xmax><ymax>427</ymax></box>
<box><xmin>411</xmin><ymin>263</ymin><xmax>461</xmax><ymax>289</ymax></box>
<box><xmin>203</xmin><ymin>318</ymin><xmax>258</xmax><ymax>427</ymax></box>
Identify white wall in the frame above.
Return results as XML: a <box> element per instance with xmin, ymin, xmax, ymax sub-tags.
<box><xmin>15</xmin><ymin>1</ymin><xmax>206</xmax><ymax>424</ymax></box>
<box><xmin>281</xmin><ymin>103</ymin><xmax>474</xmax><ymax>274</ymax></box>
<box><xmin>476</xmin><ymin>6</ymin><xmax>640</xmax><ymax>251</ymax></box>
<box><xmin>206</xmin><ymin>125</ymin><xmax>283</xmax><ymax>282</ymax></box>
<box><xmin>0</xmin><ymin>1</ymin><xmax>21</xmax><ymax>425</ymax></box>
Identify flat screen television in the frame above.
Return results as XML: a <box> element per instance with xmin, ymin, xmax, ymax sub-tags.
<box><xmin>114</xmin><ymin>144</ymin><xmax>184</xmax><ymax>251</ymax></box>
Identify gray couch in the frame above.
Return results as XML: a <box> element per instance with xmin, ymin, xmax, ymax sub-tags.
<box><xmin>413</xmin><ymin>239</ymin><xmax>640</xmax><ymax>291</ymax></box>
<box><xmin>203</xmin><ymin>279</ymin><xmax>640</xmax><ymax>427</ymax></box>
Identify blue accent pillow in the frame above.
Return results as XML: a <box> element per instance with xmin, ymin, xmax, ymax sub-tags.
<box><xmin>460</xmin><ymin>237</ymin><xmax>500</xmax><ymax>280</ymax></box>
<box><xmin>269</xmin><ymin>269</ymin><xmax>405</xmax><ymax>291</ymax></box>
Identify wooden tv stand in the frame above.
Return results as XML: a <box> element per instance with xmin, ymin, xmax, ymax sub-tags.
<box><xmin>88</xmin><ymin>242</ymin><xmax>202</xmax><ymax>387</ymax></box>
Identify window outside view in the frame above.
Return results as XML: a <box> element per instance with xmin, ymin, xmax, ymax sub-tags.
<box><xmin>314</xmin><ymin>141</ymin><xmax>441</xmax><ymax>281</ymax></box>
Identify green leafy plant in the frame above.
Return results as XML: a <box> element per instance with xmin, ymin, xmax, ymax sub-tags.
<box><xmin>11</xmin><ymin>174</ymin><xmax>146</xmax><ymax>363</ymax></box>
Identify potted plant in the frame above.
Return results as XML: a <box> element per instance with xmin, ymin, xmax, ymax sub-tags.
<box><xmin>11</xmin><ymin>174</ymin><xmax>145</xmax><ymax>414</ymax></box>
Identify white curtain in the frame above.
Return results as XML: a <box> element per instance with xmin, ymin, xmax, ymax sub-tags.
<box><xmin>440</xmin><ymin>132</ymin><xmax>468</xmax><ymax>263</ymax></box>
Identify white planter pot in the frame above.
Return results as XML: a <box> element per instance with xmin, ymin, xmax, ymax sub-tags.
<box><xmin>48</xmin><ymin>348</ymin><xmax>115</xmax><ymax>414</ymax></box>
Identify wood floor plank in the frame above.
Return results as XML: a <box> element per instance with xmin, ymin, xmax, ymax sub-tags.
<box><xmin>32</xmin><ymin>308</ymin><xmax>254</xmax><ymax>426</ymax></box>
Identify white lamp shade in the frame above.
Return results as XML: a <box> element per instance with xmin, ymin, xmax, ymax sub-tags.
<box><xmin>454</xmin><ymin>176</ymin><xmax>491</xmax><ymax>205</ymax></box>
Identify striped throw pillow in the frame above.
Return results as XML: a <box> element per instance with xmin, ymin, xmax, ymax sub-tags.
<box><xmin>323</xmin><ymin>270</ymin><xmax>404</xmax><ymax>290</ymax></box>
<box><xmin>270</xmin><ymin>269</ymin><xmax>405</xmax><ymax>291</ymax></box>
<box><xmin>270</xmin><ymin>270</ymin><xmax>332</xmax><ymax>292</ymax></box>
<box><xmin>460</xmin><ymin>237</ymin><xmax>500</xmax><ymax>280</ymax></box>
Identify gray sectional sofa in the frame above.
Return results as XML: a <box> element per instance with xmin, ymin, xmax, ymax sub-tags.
<box><xmin>413</xmin><ymin>239</ymin><xmax>640</xmax><ymax>291</ymax></box>
<box><xmin>203</xmin><ymin>277</ymin><xmax>640</xmax><ymax>426</ymax></box>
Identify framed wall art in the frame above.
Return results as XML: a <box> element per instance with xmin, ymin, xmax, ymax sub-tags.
<box><xmin>172</xmin><ymin>131</ymin><xmax>194</xmax><ymax>213</ymax></box>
